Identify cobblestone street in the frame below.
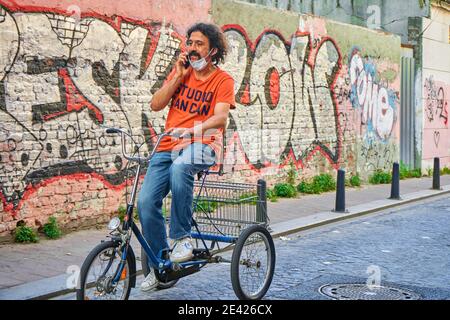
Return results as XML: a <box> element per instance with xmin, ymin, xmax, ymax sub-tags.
<box><xmin>57</xmin><ymin>194</ymin><xmax>450</xmax><ymax>300</ymax></box>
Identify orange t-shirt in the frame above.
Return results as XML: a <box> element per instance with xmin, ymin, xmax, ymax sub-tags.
<box><xmin>156</xmin><ymin>67</ymin><xmax>235</xmax><ymax>161</ymax></box>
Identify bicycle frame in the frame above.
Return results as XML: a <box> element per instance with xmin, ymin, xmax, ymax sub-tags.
<box><xmin>106</xmin><ymin>129</ymin><xmax>213</xmax><ymax>285</ymax></box>
<box><xmin>79</xmin><ymin>128</ymin><xmax>274</xmax><ymax>300</ymax></box>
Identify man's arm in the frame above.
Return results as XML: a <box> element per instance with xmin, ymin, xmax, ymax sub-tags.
<box><xmin>174</xmin><ymin>102</ymin><xmax>231</xmax><ymax>137</ymax></box>
<box><xmin>195</xmin><ymin>102</ymin><xmax>230</xmax><ymax>134</ymax></box>
<box><xmin>150</xmin><ymin>74</ymin><xmax>183</xmax><ymax>111</ymax></box>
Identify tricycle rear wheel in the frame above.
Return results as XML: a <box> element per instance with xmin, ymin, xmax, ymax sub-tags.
<box><xmin>231</xmin><ymin>225</ymin><xmax>275</xmax><ymax>300</ymax></box>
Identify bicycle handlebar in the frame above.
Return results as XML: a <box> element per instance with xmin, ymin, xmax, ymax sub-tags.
<box><xmin>104</xmin><ymin>127</ymin><xmax>176</xmax><ymax>163</ymax></box>
<box><xmin>104</xmin><ymin>127</ymin><xmax>224</xmax><ymax>176</ymax></box>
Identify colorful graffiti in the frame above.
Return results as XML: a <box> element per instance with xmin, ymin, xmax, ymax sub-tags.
<box><xmin>349</xmin><ymin>47</ymin><xmax>398</xmax><ymax>141</ymax></box>
<box><xmin>0</xmin><ymin>7</ymin><xmax>182</xmax><ymax>211</ymax></box>
<box><xmin>222</xmin><ymin>25</ymin><xmax>342</xmax><ymax>168</ymax></box>
<box><xmin>346</xmin><ymin>47</ymin><xmax>401</xmax><ymax>177</ymax></box>
<box><xmin>0</xmin><ymin>2</ymin><xmax>402</xmax><ymax>239</ymax></box>
<box><xmin>0</xmin><ymin>8</ymin><xmax>346</xmax><ymax>211</ymax></box>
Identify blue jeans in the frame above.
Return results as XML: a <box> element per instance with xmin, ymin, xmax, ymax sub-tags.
<box><xmin>137</xmin><ymin>143</ymin><xmax>215</xmax><ymax>258</ymax></box>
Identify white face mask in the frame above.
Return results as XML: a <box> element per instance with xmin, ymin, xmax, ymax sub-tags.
<box><xmin>189</xmin><ymin>49</ymin><xmax>213</xmax><ymax>71</ymax></box>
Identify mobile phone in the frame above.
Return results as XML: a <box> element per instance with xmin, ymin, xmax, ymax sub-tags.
<box><xmin>176</xmin><ymin>49</ymin><xmax>190</xmax><ymax>69</ymax></box>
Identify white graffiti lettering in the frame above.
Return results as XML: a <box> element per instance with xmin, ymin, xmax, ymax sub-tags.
<box><xmin>349</xmin><ymin>49</ymin><xmax>397</xmax><ymax>141</ymax></box>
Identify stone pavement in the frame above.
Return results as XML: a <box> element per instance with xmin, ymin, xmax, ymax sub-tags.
<box><xmin>0</xmin><ymin>175</ymin><xmax>449</xmax><ymax>300</ymax></box>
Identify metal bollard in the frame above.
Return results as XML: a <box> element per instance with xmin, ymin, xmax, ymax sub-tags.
<box><xmin>433</xmin><ymin>157</ymin><xmax>441</xmax><ymax>190</ymax></box>
<box><xmin>333</xmin><ymin>169</ymin><xmax>347</xmax><ymax>213</ymax></box>
<box><xmin>257</xmin><ymin>179</ymin><xmax>267</xmax><ymax>223</ymax></box>
<box><xmin>389</xmin><ymin>162</ymin><xmax>401</xmax><ymax>200</ymax></box>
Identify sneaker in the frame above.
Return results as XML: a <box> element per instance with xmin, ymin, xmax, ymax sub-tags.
<box><xmin>170</xmin><ymin>237</ymin><xmax>194</xmax><ymax>263</ymax></box>
<box><xmin>140</xmin><ymin>269</ymin><xmax>159</xmax><ymax>292</ymax></box>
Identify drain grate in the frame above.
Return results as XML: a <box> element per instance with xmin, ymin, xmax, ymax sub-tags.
<box><xmin>319</xmin><ymin>284</ymin><xmax>421</xmax><ymax>300</ymax></box>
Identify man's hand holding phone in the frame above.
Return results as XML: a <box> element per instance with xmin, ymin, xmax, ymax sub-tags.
<box><xmin>175</xmin><ymin>51</ymin><xmax>191</xmax><ymax>79</ymax></box>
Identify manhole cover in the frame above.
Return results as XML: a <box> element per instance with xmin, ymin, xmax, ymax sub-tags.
<box><xmin>319</xmin><ymin>284</ymin><xmax>421</xmax><ymax>300</ymax></box>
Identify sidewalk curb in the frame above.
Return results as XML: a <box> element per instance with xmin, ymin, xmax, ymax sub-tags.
<box><xmin>1</xmin><ymin>184</ymin><xmax>449</xmax><ymax>300</ymax></box>
<box><xmin>269</xmin><ymin>185</ymin><xmax>450</xmax><ymax>239</ymax></box>
<box><xmin>0</xmin><ymin>264</ymin><xmax>145</xmax><ymax>301</ymax></box>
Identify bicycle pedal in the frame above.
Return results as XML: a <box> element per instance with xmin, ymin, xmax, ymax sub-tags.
<box><xmin>171</xmin><ymin>263</ymin><xmax>182</xmax><ymax>271</ymax></box>
<box><xmin>193</xmin><ymin>249</ymin><xmax>209</xmax><ymax>258</ymax></box>
<box><xmin>166</xmin><ymin>264</ymin><xmax>200</xmax><ymax>282</ymax></box>
<box><xmin>192</xmin><ymin>248</ymin><xmax>207</xmax><ymax>254</ymax></box>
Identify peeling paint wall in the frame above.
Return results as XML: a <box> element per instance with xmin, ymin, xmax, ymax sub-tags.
<box><xmin>0</xmin><ymin>0</ymin><xmax>401</xmax><ymax>241</ymax></box>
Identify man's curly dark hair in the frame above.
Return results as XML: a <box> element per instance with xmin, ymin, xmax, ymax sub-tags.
<box><xmin>186</xmin><ymin>23</ymin><xmax>228</xmax><ymax>66</ymax></box>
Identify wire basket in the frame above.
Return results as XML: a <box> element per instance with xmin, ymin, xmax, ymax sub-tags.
<box><xmin>163</xmin><ymin>179</ymin><xmax>268</xmax><ymax>240</ymax></box>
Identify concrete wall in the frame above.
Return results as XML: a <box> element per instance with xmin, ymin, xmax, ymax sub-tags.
<box><xmin>239</xmin><ymin>0</ymin><xmax>430</xmax><ymax>44</ymax></box>
<box><xmin>0</xmin><ymin>0</ymin><xmax>401</xmax><ymax>241</ymax></box>
<box><xmin>421</xmin><ymin>4</ymin><xmax>450</xmax><ymax>171</ymax></box>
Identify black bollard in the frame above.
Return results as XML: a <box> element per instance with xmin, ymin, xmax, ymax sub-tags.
<box><xmin>389</xmin><ymin>162</ymin><xmax>401</xmax><ymax>200</ymax></box>
<box><xmin>333</xmin><ymin>169</ymin><xmax>347</xmax><ymax>213</ymax></box>
<box><xmin>257</xmin><ymin>179</ymin><xmax>267</xmax><ymax>223</ymax></box>
<box><xmin>433</xmin><ymin>157</ymin><xmax>441</xmax><ymax>190</ymax></box>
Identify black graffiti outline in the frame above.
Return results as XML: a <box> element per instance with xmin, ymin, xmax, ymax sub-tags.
<box><xmin>1</xmin><ymin>12</ymin><xmax>344</xmax><ymax>208</ymax></box>
<box><xmin>433</xmin><ymin>130</ymin><xmax>440</xmax><ymax>148</ymax></box>
<box><xmin>424</xmin><ymin>77</ymin><xmax>448</xmax><ymax>125</ymax></box>
<box><xmin>0</xmin><ymin>11</ymin><xmax>170</xmax><ymax>208</ymax></box>
<box><xmin>223</xmin><ymin>26</ymin><xmax>342</xmax><ymax>168</ymax></box>
<box><xmin>0</xmin><ymin>8</ymin><xmax>46</xmax><ymax>207</ymax></box>
<box><xmin>359</xmin><ymin>141</ymin><xmax>395</xmax><ymax>172</ymax></box>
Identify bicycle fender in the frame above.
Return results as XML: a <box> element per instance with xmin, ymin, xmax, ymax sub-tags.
<box><xmin>126</xmin><ymin>245</ymin><xmax>137</xmax><ymax>288</ymax></box>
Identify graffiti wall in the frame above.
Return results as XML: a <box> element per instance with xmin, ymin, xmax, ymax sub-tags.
<box><xmin>0</xmin><ymin>0</ymin><xmax>401</xmax><ymax>241</ymax></box>
<box><xmin>347</xmin><ymin>47</ymin><xmax>400</xmax><ymax>175</ymax></box>
<box><xmin>423</xmin><ymin>76</ymin><xmax>450</xmax><ymax>169</ymax></box>
<box><xmin>421</xmin><ymin>5</ymin><xmax>450</xmax><ymax>171</ymax></box>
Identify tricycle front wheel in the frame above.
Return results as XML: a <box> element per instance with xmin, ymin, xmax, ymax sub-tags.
<box><xmin>77</xmin><ymin>241</ymin><xmax>132</xmax><ymax>300</ymax></box>
<box><xmin>231</xmin><ymin>225</ymin><xmax>275</xmax><ymax>300</ymax></box>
